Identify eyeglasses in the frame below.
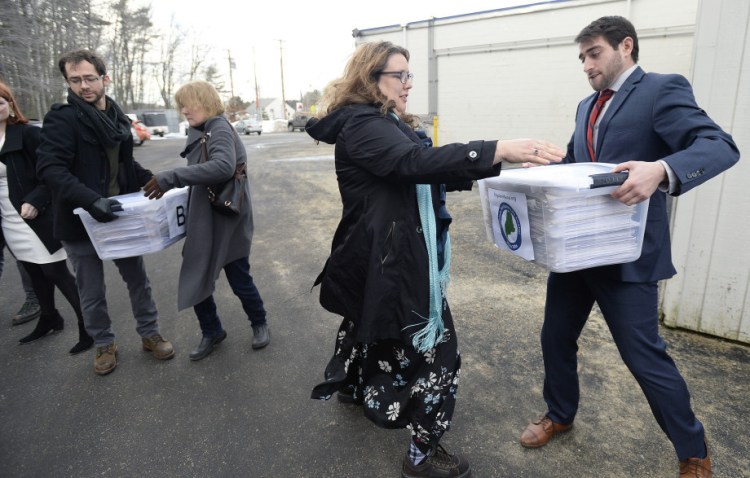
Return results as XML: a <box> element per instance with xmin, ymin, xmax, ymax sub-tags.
<box><xmin>379</xmin><ymin>71</ymin><xmax>414</xmax><ymax>84</ymax></box>
<box><xmin>66</xmin><ymin>75</ymin><xmax>103</xmax><ymax>86</ymax></box>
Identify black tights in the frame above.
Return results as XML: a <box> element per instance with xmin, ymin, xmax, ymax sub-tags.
<box><xmin>19</xmin><ymin>260</ymin><xmax>81</xmax><ymax>319</ymax></box>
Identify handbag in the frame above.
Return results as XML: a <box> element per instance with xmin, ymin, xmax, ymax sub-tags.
<box><xmin>199</xmin><ymin>132</ymin><xmax>247</xmax><ymax>215</ymax></box>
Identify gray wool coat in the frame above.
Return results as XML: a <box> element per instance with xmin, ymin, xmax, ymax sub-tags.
<box><xmin>154</xmin><ymin>115</ymin><xmax>253</xmax><ymax>310</ymax></box>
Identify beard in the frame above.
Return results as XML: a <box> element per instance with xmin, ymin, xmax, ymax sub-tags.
<box><xmin>590</xmin><ymin>53</ymin><xmax>625</xmax><ymax>91</ymax></box>
<box><xmin>77</xmin><ymin>88</ymin><xmax>105</xmax><ymax>107</ymax></box>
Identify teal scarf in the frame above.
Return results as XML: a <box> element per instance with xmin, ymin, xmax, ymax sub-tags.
<box><xmin>410</xmin><ymin>183</ymin><xmax>451</xmax><ymax>353</ymax></box>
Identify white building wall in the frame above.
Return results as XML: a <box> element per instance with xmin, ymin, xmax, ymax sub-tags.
<box><xmin>662</xmin><ymin>0</ymin><xmax>750</xmax><ymax>343</ymax></box>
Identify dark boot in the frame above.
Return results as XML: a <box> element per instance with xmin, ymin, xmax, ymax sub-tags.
<box><xmin>19</xmin><ymin>311</ymin><xmax>64</xmax><ymax>344</ymax></box>
<box><xmin>69</xmin><ymin>316</ymin><xmax>94</xmax><ymax>355</ymax></box>
<box><xmin>401</xmin><ymin>444</ymin><xmax>471</xmax><ymax>478</ymax></box>
<box><xmin>189</xmin><ymin>330</ymin><xmax>227</xmax><ymax>361</ymax></box>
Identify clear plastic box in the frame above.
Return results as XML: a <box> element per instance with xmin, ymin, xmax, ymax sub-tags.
<box><xmin>478</xmin><ymin>163</ymin><xmax>648</xmax><ymax>273</ymax></box>
<box><xmin>74</xmin><ymin>187</ymin><xmax>189</xmax><ymax>260</ymax></box>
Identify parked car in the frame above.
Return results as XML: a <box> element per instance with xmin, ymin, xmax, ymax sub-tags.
<box><xmin>234</xmin><ymin>117</ymin><xmax>262</xmax><ymax>135</ymax></box>
<box><xmin>131</xmin><ymin>120</ymin><xmax>151</xmax><ymax>145</ymax></box>
<box><xmin>287</xmin><ymin>113</ymin><xmax>309</xmax><ymax>132</ymax></box>
<box><xmin>140</xmin><ymin>111</ymin><xmax>170</xmax><ymax>137</ymax></box>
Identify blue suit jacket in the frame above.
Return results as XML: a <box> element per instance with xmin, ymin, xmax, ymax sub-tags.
<box><xmin>564</xmin><ymin>66</ymin><xmax>739</xmax><ymax>282</ymax></box>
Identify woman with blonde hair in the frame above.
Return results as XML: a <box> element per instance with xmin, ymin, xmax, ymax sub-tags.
<box><xmin>143</xmin><ymin>80</ymin><xmax>269</xmax><ymax>360</ymax></box>
<box><xmin>306</xmin><ymin>41</ymin><xmax>563</xmax><ymax>477</ymax></box>
<box><xmin>0</xmin><ymin>81</ymin><xmax>93</xmax><ymax>353</ymax></box>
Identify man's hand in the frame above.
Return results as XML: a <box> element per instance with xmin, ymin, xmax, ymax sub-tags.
<box><xmin>610</xmin><ymin>161</ymin><xmax>667</xmax><ymax>205</ymax></box>
<box><xmin>143</xmin><ymin>177</ymin><xmax>165</xmax><ymax>200</ymax></box>
<box><xmin>20</xmin><ymin>203</ymin><xmax>39</xmax><ymax>220</ymax></box>
<box><xmin>87</xmin><ymin>198</ymin><xmax>122</xmax><ymax>223</ymax></box>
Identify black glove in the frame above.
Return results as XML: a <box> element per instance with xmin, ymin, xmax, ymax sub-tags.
<box><xmin>87</xmin><ymin>198</ymin><xmax>122</xmax><ymax>223</ymax></box>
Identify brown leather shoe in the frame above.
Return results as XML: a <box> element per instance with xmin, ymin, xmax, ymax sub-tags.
<box><xmin>142</xmin><ymin>335</ymin><xmax>175</xmax><ymax>360</ymax></box>
<box><xmin>520</xmin><ymin>415</ymin><xmax>573</xmax><ymax>448</ymax></box>
<box><xmin>679</xmin><ymin>441</ymin><xmax>712</xmax><ymax>477</ymax></box>
<box><xmin>94</xmin><ymin>343</ymin><xmax>117</xmax><ymax>376</ymax></box>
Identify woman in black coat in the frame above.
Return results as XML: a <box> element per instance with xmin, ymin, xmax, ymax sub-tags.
<box><xmin>306</xmin><ymin>41</ymin><xmax>563</xmax><ymax>478</ymax></box>
<box><xmin>0</xmin><ymin>82</ymin><xmax>92</xmax><ymax>353</ymax></box>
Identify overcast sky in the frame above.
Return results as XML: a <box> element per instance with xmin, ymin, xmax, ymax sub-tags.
<box><xmin>150</xmin><ymin>0</ymin><xmax>531</xmax><ymax>101</ymax></box>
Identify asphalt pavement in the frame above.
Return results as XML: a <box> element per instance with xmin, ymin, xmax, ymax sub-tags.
<box><xmin>0</xmin><ymin>133</ymin><xmax>748</xmax><ymax>477</ymax></box>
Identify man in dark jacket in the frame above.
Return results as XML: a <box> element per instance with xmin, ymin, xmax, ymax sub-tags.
<box><xmin>36</xmin><ymin>50</ymin><xmax>174</xmax><ymax>376</ymax></box>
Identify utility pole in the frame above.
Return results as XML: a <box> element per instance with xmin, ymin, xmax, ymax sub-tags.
<box><xmin>253</xmin><ymin>47</ymin><xmax>260</xmax><ymax>120</ymax></box>
<box><xmin>277</xmin><ymin>39</ymin><xmax>287</xmax><ymax>120</ymax></box>
<box><xmin>227</xmin><ymin>49</ymin><xmax>235</xmax><ymax>98</ymax></box>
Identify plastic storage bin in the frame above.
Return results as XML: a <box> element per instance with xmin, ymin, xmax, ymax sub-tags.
<box><xmin>478</xmin><ymin>163</ymin><xmax>648</xmax><ymax>273</ymax></box>
<box><xmin>74</xmin><ymin>187</ymin><xmax>189</xmax><ymax>260</ymax></box>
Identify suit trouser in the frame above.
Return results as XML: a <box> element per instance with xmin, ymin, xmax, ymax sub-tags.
<box><xmin>541</xmin><ymin>269</ymin><xmax>705</xmax><ymax>460</ymax></box>
<box><xmin>62</xmin><ymin>239</ymin><xmax>160</xmax><ymax>347</ymax></box>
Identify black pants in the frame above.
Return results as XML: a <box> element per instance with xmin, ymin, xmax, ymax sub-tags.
<box><xmin>20</xmin><ymin>260</ymin><xmax>82</xmax><ymax>319</ymax></box>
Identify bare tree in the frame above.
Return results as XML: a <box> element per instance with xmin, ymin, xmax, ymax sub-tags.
<box><xmin>154</xmin><ymin>16</ymin><xmax>183</xmax><ymax>109</ymax></box>
<box><xmin>0</xmin><ymin>0</ymin><xmax>107</xmax><ymax>118</ymax></box>
<box><xmin>1</xmin><ymin>0</ymin><xmax>217</xmax><ymax>114</ymax></box>
<box><xmin>107</xmin><ymin>0</ymin><xmax>153</xmax><ymax>110</ymax></box>
<box><xmin>187</xmin><ymin>41</ymin><xmax>210</xmax><ymax>82</ymax></box>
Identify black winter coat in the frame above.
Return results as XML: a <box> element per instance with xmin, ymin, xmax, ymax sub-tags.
<box><xmin>0</xmin><ymin>123</ymin><xmax>60</xmax><ymax>254</ymax></box>
<box><xmin>306</xmin><ymin>104</ymin><xmax>501</xmax><ymax>344</ymax></box>
<box><xmin>36</xmin><ymin>103</ymin><xmax>153</xmax><ymax>241</ymax></box>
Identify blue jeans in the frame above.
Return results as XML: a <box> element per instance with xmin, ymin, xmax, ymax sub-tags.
<box><xmin>193</xmin><ymin>257</ymin><xmax>267</xmax><ymax>337</ymax></box>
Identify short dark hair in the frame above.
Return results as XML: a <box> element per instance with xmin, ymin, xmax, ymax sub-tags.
<box><xmin>58</xmin><ymin>50</ymin><xmax>107</xmax><ymax>79</ymax></box>
<box><xmin>575</xmin><ymin>16</ymin><xmax>639</xmax><ymax>63</ymax></box>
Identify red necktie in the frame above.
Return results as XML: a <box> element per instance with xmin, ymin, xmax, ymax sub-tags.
<box><xmin>586</xmin><ymin>89</ymin><xmax>614</xmax><ymax>162</ymax></box>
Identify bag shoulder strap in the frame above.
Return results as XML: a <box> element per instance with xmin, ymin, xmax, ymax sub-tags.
<box><xmin>199</xmin><ymin>129</ymin><xmax>245</xmax><ymax>178</ymax></box>
<box><xmin>199</xmin><ymin>132</ymin><xmax>209</xmax><ymax>163</ymax></box>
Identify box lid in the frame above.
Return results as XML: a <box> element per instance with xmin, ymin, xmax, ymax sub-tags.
<box><xmin>495</xmin><ymin>162</ymin><xmax>616</xmax><ymax>190</ymax></box>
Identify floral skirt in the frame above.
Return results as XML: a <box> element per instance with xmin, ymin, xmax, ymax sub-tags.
<box><xmin>311</xmin><ymin>307</ymin><xmax>460</xmax><ymax>447</ymax></box>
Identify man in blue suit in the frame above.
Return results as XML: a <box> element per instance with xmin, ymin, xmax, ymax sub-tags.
<box><xmin>519</xmin><ymin>16</ymin><xmax>739</xmax><ymax>477</ymax></box>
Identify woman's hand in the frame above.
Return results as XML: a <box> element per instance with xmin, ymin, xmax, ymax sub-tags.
<box><xmin>143</xmin><ymin>177</ymin><xmax>165</xmax><ymax>200</ymax></box>
<box><xmin>494</xmin><ymin>139</ymin><xmax>565</xmax><ymax>166</ymax></box>
<box><xmin>20</xmin><ymin>203</ymin><xmax>38</xmax><ymax>220</ymax></box>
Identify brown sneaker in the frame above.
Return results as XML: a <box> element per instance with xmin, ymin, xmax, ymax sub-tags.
<box><xmin>94</xmin><ymin>344</ymin><xmax>118</xmax><ymax>376</ymax></box>
<box><xmin>679</xmin><ymin>440</ymin><xmax>712</xmax><ymax>477</ymax></box>
<box><xmin>401</xmin><ymin>444</ymin><xmax>471</xmax><ymax>478</ymax></box>
<box><xmin>142</xmin><ymin>335</ymin><xmax>175</xmax><ymax>360</ymax></box>
<box><xmin>520</xmin><ymin>415</ymin><xmax>573</xmax><ymax>448</ymax></box>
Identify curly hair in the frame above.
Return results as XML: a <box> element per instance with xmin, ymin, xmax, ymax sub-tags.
<box><xmin>317</xmin><ymin>41</ymin><xmax>418</xmax><ymax>126</ymax></box>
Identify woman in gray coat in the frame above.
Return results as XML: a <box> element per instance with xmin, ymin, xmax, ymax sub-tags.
<box><xmin>143</xmin><ymin>81</ymin><xmax>269</xmax><ymax>360</ymax></box>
